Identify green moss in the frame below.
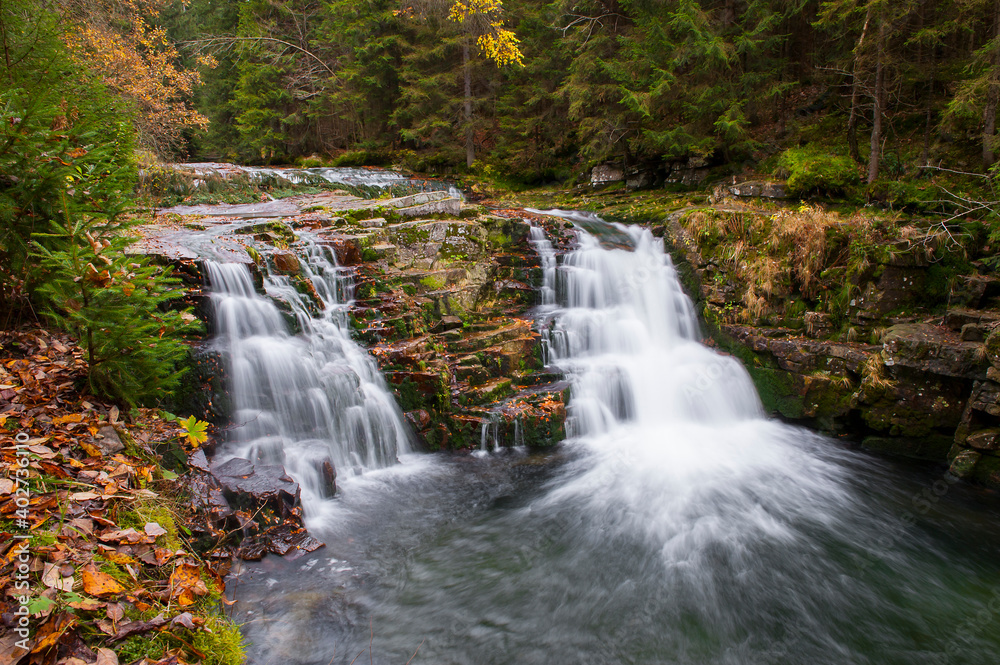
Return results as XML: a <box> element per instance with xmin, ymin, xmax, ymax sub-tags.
<box><xmin>748</xmin><ymin>367</ymin><xmax>808</xmax><ymax>419</ymax></box>
<box><xmin>776</xmin><ymin>147</ymin><xmax>859</xmax><ymax>198</ymax></box>
<box><xmin>192</xmin><ymin>616</ymin><xmax>246</xmax><ymax>665</ymax></box>
<box><xmin>115</xmin><ymin>499</ymin><xmax>183</xmax><ymax>550</ymax></box>
<box><xmin>420</xmin><ymin>275</ymin><xmax>446</xmax><ymax>290</ymax></box>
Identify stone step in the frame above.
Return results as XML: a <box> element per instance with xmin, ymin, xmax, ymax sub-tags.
<box><xmin>944</xmin><ymin>308</ymin><xmax>1000</xmax><ymax>331</ymax></box>
<box><xmin>447</xmin><ymin>320</ymin><xmax>536</xmax><ymax>353</ymax></box>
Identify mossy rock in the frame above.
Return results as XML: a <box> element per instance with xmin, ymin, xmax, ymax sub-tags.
<box><xmin>949</xmin><ymin>449</ymin><xmax>982</xmax><ymax>479</ymax></box>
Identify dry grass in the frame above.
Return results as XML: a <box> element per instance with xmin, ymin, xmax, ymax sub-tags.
<box><xmin>861</xmin><ymin>354</ymin><xmax>896</xmax><ymax>391</ymax></box>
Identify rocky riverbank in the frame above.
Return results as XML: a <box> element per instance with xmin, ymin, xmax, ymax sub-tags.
<box><xmin>644</xmin><ymin>192</ymin><xmax>1000</xmax><ymax>487</ymax></box>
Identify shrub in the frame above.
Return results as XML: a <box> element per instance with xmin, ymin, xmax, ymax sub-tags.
<box><xmin>776</xmin><ymin>147</ymin><xmax>860</xmax><ymax>198</ymax></box>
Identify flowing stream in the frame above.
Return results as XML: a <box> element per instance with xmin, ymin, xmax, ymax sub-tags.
<box><xmin>226</xmin><ymin>215</ymin><xmax>1000</xmax><ymax>665</ymax></box>
<box><xmin>206</xmin><ymin>239</ymin><xmax>410</xmax><ymax>518</ymax></box>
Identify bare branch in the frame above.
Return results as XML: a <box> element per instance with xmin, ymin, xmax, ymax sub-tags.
<box><xmin>178</xmin><ymin>36</ymin><xmax>337</xmax><ymax>79</ymax></box>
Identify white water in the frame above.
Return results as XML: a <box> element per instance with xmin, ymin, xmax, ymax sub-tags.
<box><xmin>179</xmin><ymin>162</ymin><xmax>465</xmax><ymax>199</ymax></box>
<box><xmin>530</xmin><ymin>211</ymin><xmax>856</xmax><ymax>565</ymax></box>
<box><xmin>205</xmin><ymin>240</ymin><xmax>410</xmax><ymax>519</ymax></box>
<box><xmin>528</xmin><ymin>225</ymin><xmax>557</xmax><ymax>309</ymax></box>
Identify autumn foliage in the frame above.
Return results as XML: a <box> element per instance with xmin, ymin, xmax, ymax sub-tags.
<box><xmin>59</xmin><ymin>0</ymin><xmax>210</xmax><ymax>153</ymax></box>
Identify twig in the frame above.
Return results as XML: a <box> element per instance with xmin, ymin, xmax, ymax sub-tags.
<box><xmin>178</xmin><ymin>36</ymin><xmax>338</xmax><ymax>79</ymax></box>
<box><xmin>370</xmin><ymin>617</ymin><xmax>374</xmax><ymax>665</ymax></box>
<box><xmin>918</xmin><ymin>165</ymin><xmax>991</xmax><ymax>179</ymax></box>
<box><xmin>348</xmin><ymin>648</ymin><xmax>368</xmax><ymax>665</ymax></box>
<box><xmin>405</xmin><ymin>639</ymin><xmax>425</xmax><ymax>665</ymax></box>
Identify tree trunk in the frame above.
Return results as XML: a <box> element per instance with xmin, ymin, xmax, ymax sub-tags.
<box><xmin>848</xmin><ymin>7</ymin><xmax>873</xmax><ymax>164</ymax></box>
<box><xmin>984</xmin><ymin>0</ymin><xmax>1000</xmax><ymax>167</ymax></box>
<box><xmin>463</xmin><ymin>38</ymin><xmax>474</xmax><ymax>168</ymax></box>
<box><xmin>867</xmin><ymin>17</ymin><xmax>886</xmax><ymax>184</ymax></box>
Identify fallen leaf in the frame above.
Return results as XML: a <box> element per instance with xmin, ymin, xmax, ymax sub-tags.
<box><xmin>144</xmin><ymin>522</ymin><xmax>168</xmax><ymax>537</ymax></box>
<box><xmin>52</xmin><ymin>414</ymin><xmax>84</xmax><ymax>425</ymax></box>
<box><xmin>105</xmin><ymin>552</ymin><xmax>136</xmax><ymax>565</ymax></box>
<box><xmin>81</xmin><ymin>564</ymin><xmax>126</xmax><ymax>596</ymax></box>
<box><xmin>71</xmin><ymin>492</ymin><xmax>102</xmax><ymax>501</ymax></box>
<box><xmin>96</xmin><ymin>647</ymin><xmax>119</xmax><ymax>665</ymax></box>
<box><xmin>108</xmin><ymin>406</ymin><xmax>119</xmax><ymax>424</ymax></box>
<box><xmin>0</xmin><ymin>478</ymin><xmax>13</xmax><ymax>493</ymax></box>
<box><xmin>171</xmin><ymin>612</ymin><xmax>197</xmax><ymax>629</ymax></box>
<box><xmin>98</xmin><ymin>528</ymin><xmax>144</xmax><ymax>543</ymax></box>
<box><xmin>169</xmin><ymin>564</ymin><xmax>209</xmax><ymax>607</ymax></box>
<box><xmin>30</xmin><ymin>612</ymin><xmax>76</xmax><ymax>653</ymax></box>
<box><xmin>110</xmin><ymin>614</ymin><xmax>169</xmax><ymax>641</ymax></box>
<box><xmin>79</xmin><ymin>440</ymin><xmax>104</xmax><ymax>457</ymax></box>
<box><xmin>106</xmin><ymin>603</ymin><xmax>125</xmax><ymax>622</ymax></box>
<box><xmin>0</xmin><ymin>631</ymin><xmax>31</xmax><ymax>663</ymax></box>
<box><xmin>66</xmin><ymin>597</ymin><xmax>105</xmax><ymax>611</ymax></box>
<box><xmin>41</xmin><ymin>563</ymin><xmax>74</xmax><ymax>591</ymax></box>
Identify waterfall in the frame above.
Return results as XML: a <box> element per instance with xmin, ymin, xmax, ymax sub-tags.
<box><xmin>528</xmin><ymin>225</ymin><xmax>557</xmax><ymax>309</ymax></box>
<box><xmin>528</xmin><ymin>211</ymin><xmax>852</xmax><ymax>565</ymax></box>
<box><xmin>205</xmin><ymin>239</ymin><xmax>410</xmax><ymax>515</ymax></box>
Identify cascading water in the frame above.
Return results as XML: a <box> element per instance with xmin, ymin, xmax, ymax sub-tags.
<box><xmin>205</xmin><ymin>239</ymin><xmax>410</xmax><ymax>517</ymax></box>
<box><xmin>528</xmin><ymin>225</ymin><xmax>557</xmax><ymax>309</ymax></box>
<box><xmin>231</xmin><ymin>211</ymin><xmax>1000</xmax><ymax>665</ymax></box>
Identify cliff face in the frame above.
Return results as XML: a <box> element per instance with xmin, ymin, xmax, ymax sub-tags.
<box><xmin>653</xmin><ymin>199</ymin><xmax>1000</xmax><ymax>487</ymax></box>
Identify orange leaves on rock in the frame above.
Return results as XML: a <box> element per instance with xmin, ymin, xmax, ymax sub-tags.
<box><xmin>81</xmin><ymin>564</ymin><xmax>127</xmax><ymax>597</ymax></box>
<box><xmin>168</xmin><ymin>564</ymin><xmax>210</xmax><ymax>607</ymax></box>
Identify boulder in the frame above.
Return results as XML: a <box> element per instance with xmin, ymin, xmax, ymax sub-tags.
<box><xmin>727</xmin><ymin>180</ymin><xmax>789</xmax><ymax>199</ymax></box>
<box><xmin>949</xmin><ymin>449</ymin><xmax>981</xmax><ymax>478</ymax></box>
<box><xmin>271</xmin><ymin>251</ymin><xmax>300</xmax><ymax>274</ymax></box>
<box><xmin>211</xmin><ymin>457</ymin><xmax>301</xmax><ymax>517</ymax></box>
<box><xmin>591</xmin><ymin>164</ymin><xmax>624</xmax><ymax>185</ymax></box>
<box><xmin>882</xmin><ymin>323</ymin><xmax>987</xmax><ymax>379</ymax></box>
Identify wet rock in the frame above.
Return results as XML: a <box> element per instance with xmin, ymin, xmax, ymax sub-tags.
<box><xmin>726</xmin><ymin>180</ymin><xmax>788</xmax><ymax>199</ymax></box>
<box><xmin>949</xmin><ymin>275</ymin><xmax>1000</xmax><ymax>309</ymax></box>
<box><xmin>320</xmin><ymin>459</ymin><xmax>337</xmax><ymax>497</ymax></box>
<box><xmin>396</xmin><ymin>198</ymin><xmax>462</xmax><ymax>217</ymax></box>
<box><xmin>591</xmin><ymin>164</ymin><xmax>624</xmax><ymax>185</ymax></box>
<box><xmin>804</xmin><ymin>311</ymin><xmax>833</xmax><ymax>339</ymax></box>
<box><xmin>186</xmin><ymin>474</ymin><xmax>232</xmax><ymax>523</ymax></box>
<box><xmin>211</xmin><ymin>457</ymin><xmax>301</xmax><ymax>517</ymax></box>
<box><xmin>944</xmin><ymin>308</ymin><xmax>1000</xmax><ymax>331</ymax></box>
<box><xmin>405</xmin><ymin>409</ymin><xmax>431</xmax><ymax>430</ymax></box>
<box><xmin>949</xmin><ymin>449</ymin><xmax>981</xmax><ymax>478</ymax></box>
<box><xmin>188</xmin><ymin>449</ymin><xmax>211</xmax><ymax>473</ymax></box>
<box><xmin>882</xmin><ymin>323</ymin><xmax>987</xmax><ymax>379</ymax></box>
<box><xmin>966</xmin><ymin>428</ymin><xmax>1000</xmax><ymax>451</ymax></box>
<box><xmin>271</xmin><ymin>251</ymin><xmax>300</xmax><ymax>274</ymax></box>
<box><xmin>432</xmin><ymin>316</ymin><xmax>464</xmax><ymax>333</ymax></box>
<box><xmin>961</xmin><ymin>323</ymin><xmax>986</xmax><ymax>342</ymax></box>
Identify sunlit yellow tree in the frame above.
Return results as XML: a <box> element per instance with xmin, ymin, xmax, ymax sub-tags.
<box><xmin>449</xmin><ymin>0</ymin><xmax>523</xmax><ymax>166</ymax></box>
<box><xmin>399</xmin><ymin>0</ymin><xmax>523</xmax><ymax>166</ymax></box>
<box><xmin>59</xmin><ymin>0</ymin><xmax>210</xmax><ymax>154</ymax></box>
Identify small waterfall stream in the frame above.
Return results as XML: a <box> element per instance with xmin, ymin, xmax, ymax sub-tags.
<box><xmin>205</xmin><ymin>239</ymin><xmax>410</xmax><ymax>517</ymax></box>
